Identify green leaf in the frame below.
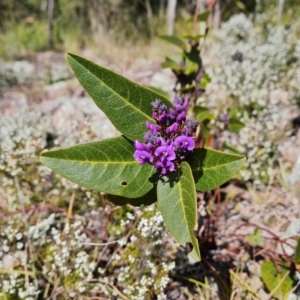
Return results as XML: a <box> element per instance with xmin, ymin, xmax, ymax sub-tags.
<box><xmin>40</xmin><ymin>136</ymin><xmax>155</xmax><ymax>198</ymax></box>
<box><xmin>186</xmin><ymin>11</ymin><xmax>210</xmax><ymax>23</ymax></box>
<box><xmin>157</xmin><ymin>162</ymin><xmax>200</xmax><ymax>261</ymax></box>
<box><xmin>198</xmin><ymin>72</ymin><xmax>211</xmax><ymax>89</ymax></box>
<box><xmin>261</xmin><ymin>260</ymin><xmax>293</xmax><ymax>299</ymax></box>
<box><xmin>160</xmin><ymin>35</ymin><xmax>186</xmax><ymax>50</ymax></box>
<box><xmin>295</xmin><ymin>236</ymin><xmax>300</xmax><ymax>264</ymax></box>
<box><xmin>193</xmin><ymin>106</ymin><xmax>213</xmax><ymax>122</ymax></box>
<box><xmin>65</xmin><ymin>53</ymin><xmax>171</xmax><ymax>141</ymax></box>
<box><xmin>222</xmin><ymin>143</ymin><xmax>241</xmax><ymax>154</ymax></box>
<box><xmin>229</xmin><ymin>117</ymin><xmax>246</xmax><ymax>132</ymax></box>
<box><xmin>197</xmin><ymin>11</ymin><xmax>210</xmax><ymax>22</ymax></box>
<box><xmin>107</xmin><ymin>187</ymin><xmax>157</xmax><ymax>206</ymax></box>
<box><xmin>184</xmin><ymin>44</ymin><xmax>202</xmax><ymax>65</ymax></box>
<box><xmin>236</xmin><ymin>0</ymin><xmax>247</xmax><ymax>11</ymax></box>
<box><xmin>161</xmin><ymin>59</ymin><xmax>182</xmax><ymax>71</ymax></box>
<box><xmin>185</xmin><ymin>59</ymin><xmax>199</xmax><ymax>75</ymax></box>
<box><xmin>245</xmin><ymin>228</ymin><xmax>264</xmax><ymax>246</ymax></box>
<box><xmin>188</xmin><ymin>148</ymin><xmax>245</xmax><ymax>191</ymax></box>
<box><xmin>183</xmin><ymin>34</ymin><xmax>205</xmax><ymax>41</ymax></box>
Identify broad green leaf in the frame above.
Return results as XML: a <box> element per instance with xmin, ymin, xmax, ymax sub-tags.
<box><xmin>40</xmin><ymin>136</ymin><xmax>155</xmax><ymax>198</ymax></box>
<box><xmin>160</xmin><ymin>35</ymin><xmax>186</xmax><ymax>50</ymax></box>
<box><xmin>188</xmin><ymin>148</ymin><xmax>245</xmax><ymax>191</ymax></box>
<box><xmin>107</xmin><ymin>187</ymin><xmax>157</xmax><ymax>206</ymax></box>
<box><xmin>65</xmin><ymin>53</ymin><xmax>171</xmax><ymax>141</ymax></box>
<box><xmin>261</xmin><ymin>260</ymin><xmax>293</xmax><ymax>299</ymax></box>
<box><xmin>229</xmin><ymin>117</ymin><xmax>245</xmax><ymax>132</ymax></box>
<box><xmin>157</xmin><ymin>162</ymin><xmax>200</xmax><ymax>261</ymax></box>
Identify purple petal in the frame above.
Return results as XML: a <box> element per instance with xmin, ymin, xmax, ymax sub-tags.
<box><xmin>171</xmin><ymin>122</ymin><xmax>179</xmax><ymax>133</ymax></box>
<box><xmin>176</xmin><ymin>112</ymin><xmax>186</xmax><ymax>122</ymax></box>
<box><xmin>134</xmin><ymin>140</ymin><xmax>146</xmax><ymax>151</ymax></box>
<box><xmin>182</xmin><ymin>101</ymin><xmax>188</xmax><ymax>110</ymax></box>
<box><xmin>154</xmin><ymin>145</ymin><xmax>176</xmax><ymax>161</ymax></box>
<box><xmin>165</xmin><ymin>161</ymin><xmax>175</xmax><ymax>172</ymax></box>
<box><xmin>154</xmin><ymin>161</ymin><xmax>163</xmax><ymax>170</ymax></box>
<box><xmin>161</xmin><ymin>168</ymin><xmax>167</xmax><ymax>175</ymax></box>
<box><xmin>146</xmin><ymin>122</ymin><xmax>160</xmax><ymax>132</ymax></box>
<box><xmin>146</xmin><ymin>142</ymin><xmax>154</xmax><ymax>151</ymax></box>
<box><xmin>169</xmin><ymin>108</ymin><xmax>175</xmax><ymax>118</ymax></box>
<box><xmin>154</xmin><ymin>160</ymin><xmax>175</xmax><ymax>174</ymax></box>
<box><xmin>134</xmin><ymin>150</ymin><xmax>153</xmax><ymax>165</ymax></box>
<box><xmin>174</xmin><ymin>136</ymin><xmax>195</xmax><ymax>151</ymax></box>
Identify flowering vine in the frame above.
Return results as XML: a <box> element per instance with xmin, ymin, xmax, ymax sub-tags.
<box><xmin>133</xmin><ymin>98</ymin><xmax>199</xmax><ymax>175</ymax></box>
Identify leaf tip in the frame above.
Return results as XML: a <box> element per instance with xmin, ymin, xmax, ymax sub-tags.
<box><xmin>190</xmin><ymin>247</ymin><xmax>201</xmax><ymax>262</ymax></box>
<box><xmin>65</xmin><ymin>52</ymin><xmax>78</xmax><ymax>64</ymax></box>
<box><xmin>39</xmin><ymin>151</ymin><xmax>49</xmax><ymax>166</ymax></box>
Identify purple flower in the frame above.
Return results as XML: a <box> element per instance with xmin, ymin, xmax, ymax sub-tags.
<box><xmin>144</xmin><ymin>132</ymin><xmax>158</xmax><ymax>143</ymax></box>
<box><xmin>146</xmin><ymin>122</ymin><xmax>160</xmax><ymax>132</ymax></box>
<box><xmin>157</xmin><ymin>110</ymin><xmax>168</xmax><ymax>124</ymax></box>
<box><xmin>186</xmin><ymin>120</ymin><xmax>199</xmax><ymax>135</ymax></box>
<box><xmin>134</xmin><ymin>150</ymin><xmax>153</xmax><ymax>165</ymax></box>
<box><xmin>151</xmin><ymin>99</ymin><xmax>168</xmax><ymax>123</ymax></box>
<box><xmin>171</xmin><ymin>122</ymin><xmax>179</xmax><ymax>133</ymax></box>
<box><xmin>173</xmin><ymin>97</ymin><xmax>185</xmax><ymax>106</ymax></box>
<box><xmin>154</xmin><ymin>145</ymin><xmax>176</xmax><ymax>161</ymax></box>
<box><xmin>169</xmin><ymin>108</ymin><xmax>176</xmax><ymax>119</ymax></box>
<box><xmin>220</xmin><ymin>113</ymin><xmax>230</xmax><ymax>125</ymax></box>
<box><xmin>173</xmin><ymin>97</ymin><xmax>188</xmax><ymax>112</ymax></box>
<box><xmin>146</xmin><ymin>142</ymin><xmax>155</xmax><ymax>151</ymax></box>
<box><xmin>154</xmin><ymin>160</ymin><xmax>175</xmax><ymax>175</ymax></box>
<box><xmin>133</xmin><ymin>97</ymin><xmax>200</xmax><ymax>174</ymax></box>
<box><xmin>151</xmin><ymin>99</ymin><xmax>162</xmax><ymax>110</ymax></box>
<box><xmin>176</xmin><ymin>111</ymin><xmax>186</xmax><ymax>123</ymax></box>
<box><xmin>174</xmin><ymin>136</ymin><xmax>195</xmax><ymax>151</ymax></box>
<box><xmin>134</xmin><ymin>140</ymin><xmax>146</xmax><ymax>151</ymax></box>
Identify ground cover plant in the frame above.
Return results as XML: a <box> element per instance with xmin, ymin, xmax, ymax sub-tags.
<box><xmin>1</xmin><ymin>7</ymin><xmax>300</xmax><ymax>300</ymax></box>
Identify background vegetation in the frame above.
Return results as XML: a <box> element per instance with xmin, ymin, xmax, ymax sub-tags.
<box><xmin>0</xmin><ymin>0</ymin><xmax>300</xmax><ymax>59</ymax></box>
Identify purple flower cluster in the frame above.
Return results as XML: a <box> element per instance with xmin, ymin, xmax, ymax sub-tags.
<box><xmin>133</xmin><ymin>98</ymin><xmax>199</xmax><ymax>175</ymax></box>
